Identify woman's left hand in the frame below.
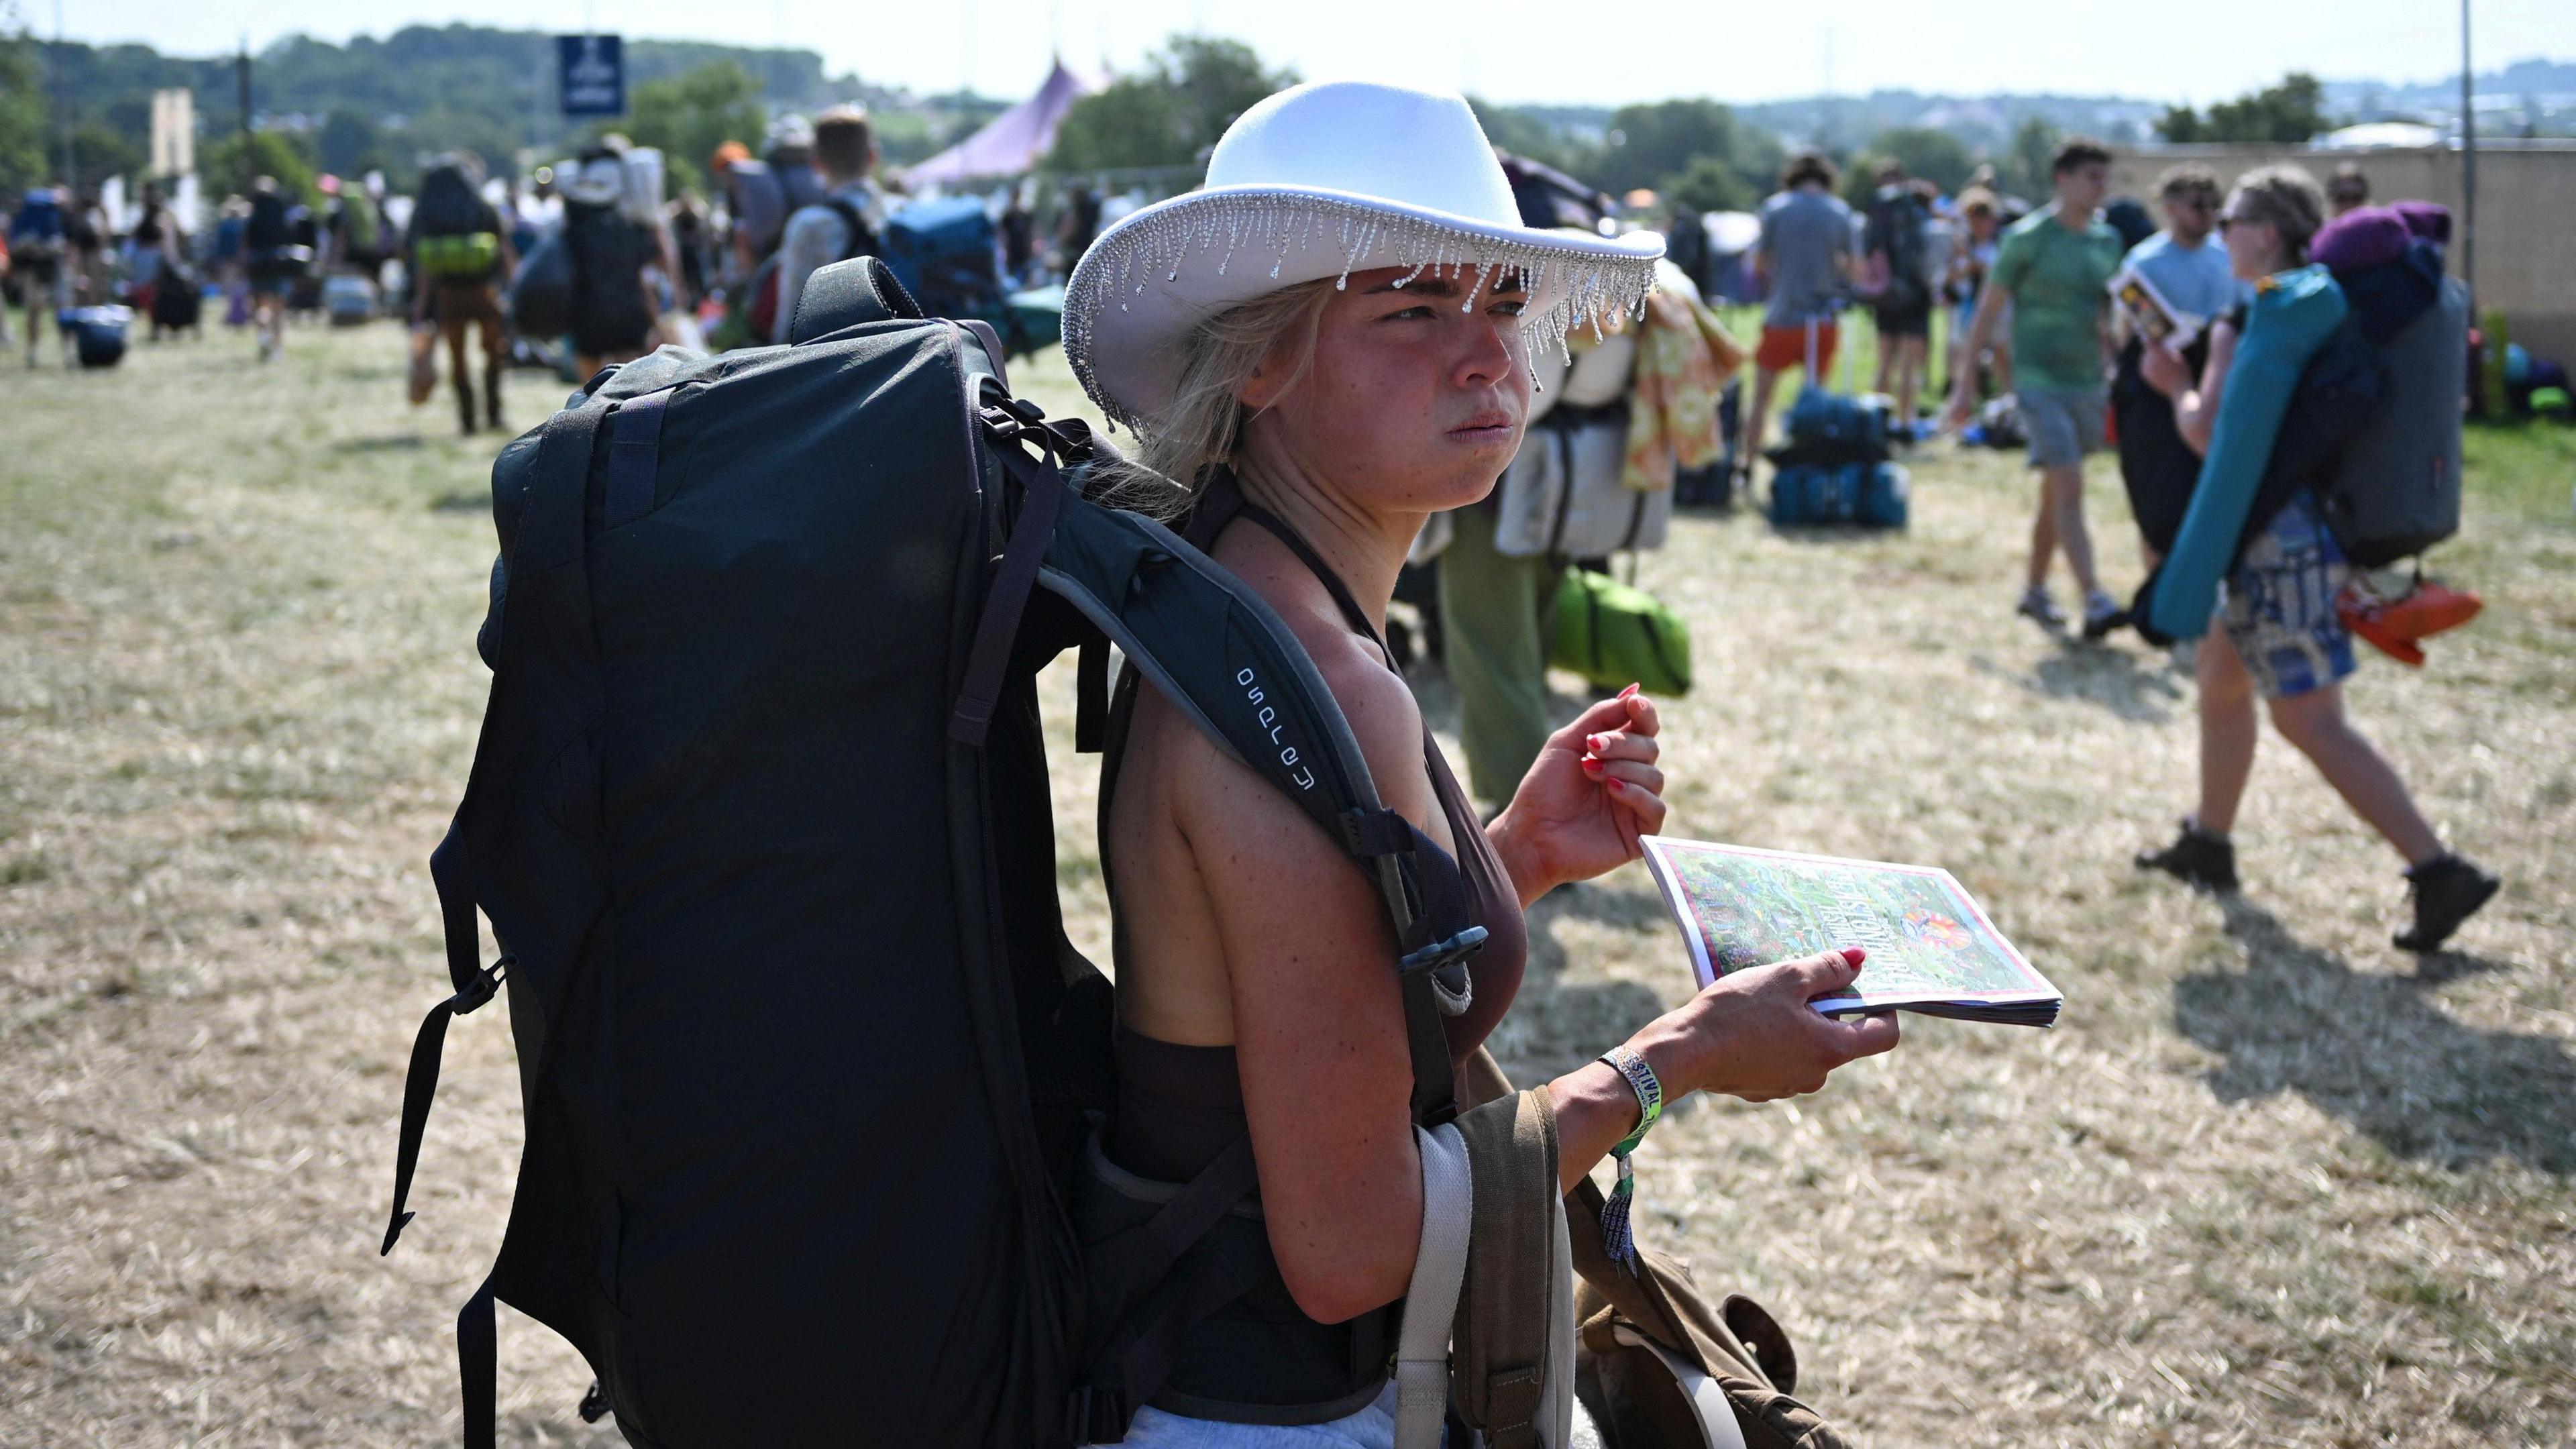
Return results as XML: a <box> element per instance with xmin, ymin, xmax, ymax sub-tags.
<box><xmin>1491</xmin><ymin>686</ymin><xmax>1667</xmax><ymax>906</ymax></box>
<box><xmin>2139</xmin><ymin>339</ymin><xmax>2192</xmax><ymax>398</ymax></box>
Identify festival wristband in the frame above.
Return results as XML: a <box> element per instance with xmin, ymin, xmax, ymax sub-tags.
<box><xmin>1596</xmin><ymin>1044</ymin><xmax>1662</xmax><ymax>1270</ymax></box>
<box><xmin>1600</xmin><ymin>1044</ymin><xmax>1662</xmax><ymax>1156</ymax></box>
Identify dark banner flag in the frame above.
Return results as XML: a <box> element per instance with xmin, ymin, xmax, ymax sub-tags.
<box><xmin>557</xmin><ymin>34</ymin><xmax>625</xmax><ymax>118</ymax></box>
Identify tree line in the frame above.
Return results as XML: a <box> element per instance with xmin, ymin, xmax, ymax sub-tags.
<box><xmin>0</xmin><ymin>20</ymin><xmax>2365</xmax><ymax>211</ymax></box>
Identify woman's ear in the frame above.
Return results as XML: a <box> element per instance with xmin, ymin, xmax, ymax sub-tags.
<box><xmin>1238</xmin><ymin>362</ymin><xmax>1281</xmax><ymax>412</ymax></box>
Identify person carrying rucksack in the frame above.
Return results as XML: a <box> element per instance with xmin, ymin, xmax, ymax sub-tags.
<box><xmin>708</xmin><ymin>140</ymin><xmax>784</xmax><ymax>280</ymax></box>
<box><xmin>1063</xmin><ymin>81</ymin><xmax>1896</xmax><ymax>1443</ymax></box>
<box><xmin>766</xmin><ymin>105</ymin><xmax>882</xmax><ymax>344</ymax></box>
<box><xmin>1862</xmin><ymin>164</ymin><xmax>1935</xmax><ymax>434</ymax></box>
<box><xmin>408</xmin><ymin>154</ymin><xmax>516</xmax><ymax>434</ymax></box>
<box><xmin>242</xmin><ymin>176</ymin><xmax>304</xmax><ymax>362</ymax></box>
<box><xmin>8</xmin><ymin>184</ymin><xmax>70</xmax><ymax>366</ymax></box>
<box><xmin>559</xmin><ymin>151</ymin><xmax>660</xmax><ymax>377</ymax></box>
<box><xmin>2129</xmin><ymin>166</ymin><xmax>2498</xmax><ymax>952</ymax></box>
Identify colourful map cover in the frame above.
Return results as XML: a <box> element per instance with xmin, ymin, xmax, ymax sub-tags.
<box><xmin>1640</xmin><ymin>837</ymin><xmax>2061</xmax><ymax>1026</ymax></box>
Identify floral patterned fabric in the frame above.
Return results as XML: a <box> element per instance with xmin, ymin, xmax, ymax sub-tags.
<box><xmin>1619</xmin><ymin>278</ymin><xmax>1746</xmax><ymax>493</ymax></box>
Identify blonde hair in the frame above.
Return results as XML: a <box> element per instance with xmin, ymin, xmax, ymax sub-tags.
<box><xmin>1086</xmin><ymin>278</ymin><xmax>1338</xmax><ymax>518</ymax></box>
<box><xmin>2229</xmin><ymin>165</ymin><xmax>2328</xmax><ymax>262</ymax></box>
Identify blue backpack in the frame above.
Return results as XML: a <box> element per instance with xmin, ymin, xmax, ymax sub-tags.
<box><xmin>1776</xmin><ymin>388</ymin><xmax>1892</xmax><ymax>468</ymax></box>
<box><xmin>1770</xmin><ymin>461</ymin><xmax>1909</xmax><ymax>529</ymax></box>
<box><xmin>882</xmin><ymin>196</ymin><xmax>1006</xmax><ymax>321</ymax></box>
<box><xmin>10</xmin><ymin>189</ymin><xmax>64</xmax><ymax>254</ymax></box>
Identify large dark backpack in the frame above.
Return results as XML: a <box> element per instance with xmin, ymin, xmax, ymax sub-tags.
<box><xmin>381</xmin><ymin>256</ymin><xmax>1483</xmax><ymax>1447</ymax></box>
<box><xmin>246</xmin><ymin>191</ymin><xmax>292</xmax><ymax>251</ymax></box>
<box><xmin>881</xmin><ymin>196</ymin><xmax>1007</xmax><ymax>323</ymax></box>
<box><xmin>414</xmin><ymin>164</ymin><xmax>490</xmax><ymax>239</ymax></box>
<box><xmin>564</xmin><ymin>200</ymin><xmax>656</xmax><ymax>342</ymax></box>
<box><xmin>2252</xmin><ymin>267</ymin><xmax>2466</xmax><ymax>570</ymax></box>
<box><xmin>2315</xmin><ymin>274</ymin><xmax>2467</xmax><ymax>566</ymax></box>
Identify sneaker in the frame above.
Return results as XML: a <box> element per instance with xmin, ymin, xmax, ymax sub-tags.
<box><xmin>2394</xmin><ymin>855</ymin><xmax>2501</xmax><ymax>952</ymax></box>
<box><xmin>2080</xmin><ymin>590</ymin><xmax>2125</xmax><ymax>641</ymax></box>
<box><xmin>2136</xmin><ymin>819</ymin><xmax>2239</xmax><ymax>894</ymax></box>
<box><xmin>2016</xmin><ymin>586</ymin><xmax>2066</xmax><ymax>631</ymax></box>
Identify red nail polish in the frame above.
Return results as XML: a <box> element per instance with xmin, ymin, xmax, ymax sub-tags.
<box><xmin>1840</xmin><ymin>947</ymin><xmax>1867</xmax><ymax>967</ymax></box>
<box><xmin>1581</xmin><ymin>757</ymin><xmax>1605</xmax><ymax>777</ymax></box>
<box><xmin>1585</xmin><ymin>734</ymin><xmax>1607</xmax><ymax>753</ymax></box>
<box><xmin>1618</xmin><ymin>683</ymin><xmax>1641</xmax><ymax>700</ymax></box>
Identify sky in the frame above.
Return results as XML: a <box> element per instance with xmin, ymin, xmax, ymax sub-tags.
<box><xmin>45</xmin><ymin>0</ymin><xmax>2576</xmax><ymax>109</ymax></box>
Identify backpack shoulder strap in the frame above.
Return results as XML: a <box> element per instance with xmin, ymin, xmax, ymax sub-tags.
<box><xmin>1003</xmin><ymin>441</ymin><xmax>1481</xmax><ymax>1123</ymax></box>
<box><xmin>824</xmin><ymin>195</ymin><xmax>876</xmax><ymax>262</ymax></box>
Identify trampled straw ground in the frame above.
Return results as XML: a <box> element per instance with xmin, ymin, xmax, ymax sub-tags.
<box><xmin>3</xmin><ymin>324</ymin><xmax>2568</xmax><ymax>1444</ymax></box>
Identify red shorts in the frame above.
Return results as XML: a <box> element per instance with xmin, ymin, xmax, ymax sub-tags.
<box><xmin>1756</xmin><ymin>322</ymin><xmax>1837</xmax><ymax>374</ymax></box>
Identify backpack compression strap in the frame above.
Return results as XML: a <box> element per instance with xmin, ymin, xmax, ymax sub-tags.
<box><xmin>380</xmin><ymin>390</ymin><xmax>617</xmax><ymax>1258</ymax></box>
<box><xmin>382</xmin><ymin>395</ymin><xmax>616</xmax><ymax>1449</ymax></box>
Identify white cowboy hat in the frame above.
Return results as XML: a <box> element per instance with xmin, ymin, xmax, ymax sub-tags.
<box><xmin>1064</xmin><ymin>80</ymin><xmax>1662</xmax><ymax>433</ymax></box>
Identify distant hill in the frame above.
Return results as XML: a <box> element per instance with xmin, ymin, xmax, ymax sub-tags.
<box><xmin>28</xmin><ymin>25</ymin><xmax>991</xmax><ymax>188</ymax></box>
<box><xmin>1730</xmin><ymin>91</ymin><xmax>2167</xmax><ymax>150</ymax></box>
<box><xmin>2325</xmin><ymin>58</ymin><xmax>2576</xmax><ymax>135</ymax></box>
<box><xmin>1492</xmin><ymin>61</ymin><xmax>2574</xmax><ymax>167</ymax></box>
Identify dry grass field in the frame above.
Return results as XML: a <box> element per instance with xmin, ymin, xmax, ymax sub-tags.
<box><xmin>3</xmin><ymin>321</ymin><xmax>2570</xmax><ymax>1447</ymax></box>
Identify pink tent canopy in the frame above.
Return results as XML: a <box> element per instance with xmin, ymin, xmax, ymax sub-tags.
<box><xmin>908</xmin><ymin>60</ymin><xmax>1095</xmax><ymax>184</ymax></box>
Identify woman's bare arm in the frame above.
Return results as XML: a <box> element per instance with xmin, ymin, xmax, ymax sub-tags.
<box><xmin>1173</xmin><ymin>639</ymin><xmax>1446</xmax><ymax>1325</ymax></box>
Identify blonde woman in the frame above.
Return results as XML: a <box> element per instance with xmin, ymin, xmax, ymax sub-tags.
<box><xmin>1063</xmin><ymin>81</ymin><xmax>1900</xmax><ymax>1444</ymax></box>
<box><xmin>2133</xmin><ymin>166</ymin><xmax>2498</xmax><ymax>950</ymax></box>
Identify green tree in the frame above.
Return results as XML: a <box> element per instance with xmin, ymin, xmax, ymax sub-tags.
<box><xmin>1663</xmin><ymin>154</ymin><xmax>1752</xmax><ymax>213</ymax></box>
<box><xmin>64</xmin><ymin>121</ymin><xmax>142</xmax><ymax>195</ymax></box>
<box><xmin>1047</xmin><ymin>35</ymin><xmax>1295</xmax><ymax>173</ymax></box>
<box><xmin>199</xmin><ymin>129</ymin><xmax>319</xmax><ymax>205</ymax></box>
<box><xmin>1594</xmin><ymin>99</ymin><xmax>1735</xmax><ymax>195</ymax></box>
<box><xmin>2001</xmin><ymin>115</ymin><xmax>2060</xmax><ymax>199</ymax></box>
<box><xmin>2157</xmin><ymin>72</ymin><xmax>2333</xmax><ymax>144</ymax></box>
<box><xmin>1470</xmin><ymin>98</ymin><xmax>1599</xmax><ymax>179</ymax></box>
<box><xmin>316</xmin><ymin>109</ymin><xmax>386</xmax><ymax>178</ymax></box>
<box><xmin>1864</xmin><ymin>127</ymin><xmax>1976</xmax><ymax>193</ymax></box>
<box><xmin>0</xmin><ymin>32</ymin><xmax>49</xmax><ymax>196</ymax></box>
<box><xmin>619</xmin><ymin>59</ymin><xmax>768</xmax><ymax>193</ymax></box>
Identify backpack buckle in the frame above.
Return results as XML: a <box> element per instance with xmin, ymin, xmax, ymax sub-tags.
<box><xmin>453</xmin><ymin>955</ymin><xmax>511</xmax><ymax>1016</ymax></box>
<box><xmin>1399</xmin><ymin>926</ymin><xmax>1488</xmax><ymax>978</ymax></box>
<box><xmin>1065</xmin><ymin>1384</ymin><xmax>1128</xmax><ymax>1446</ymax></box>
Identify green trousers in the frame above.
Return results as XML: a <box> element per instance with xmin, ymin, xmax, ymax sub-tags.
<box><xmin>1438</xmin><ymin>505</ymin><xmax>1560</xmax><ymax>805</ymax></box>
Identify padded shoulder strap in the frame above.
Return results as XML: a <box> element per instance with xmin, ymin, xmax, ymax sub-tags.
<box><xmin>790</xmin><ymin>255</ymin><xmax>923</xmax><ymax>343</ymax></box>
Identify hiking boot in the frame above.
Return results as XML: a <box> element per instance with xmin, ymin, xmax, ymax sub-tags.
<box><xmin>2080</xmin><ymin>590</ymin><xmax>2126</xmax><ymax>641</ymax></box>
<box><xmin>2016</xmin><ymin>586</ymin><xmax>2067</xmax><ymax>631</ymax></box>
<box><xmin>2136</xmin><ymin>819</ymin><xmax>2239</xmax><ymax>894</ymax></box>
<box><xmin>2394</xmin><ymin>855</ymin><xmax>2501</xmax><ymax>952</ymax></box>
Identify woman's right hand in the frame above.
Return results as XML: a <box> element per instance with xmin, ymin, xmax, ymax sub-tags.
<box><xmin>1633</xmin><ymin>948</ymin><xmax>1901</xmax><ymax>1102</ymax></box>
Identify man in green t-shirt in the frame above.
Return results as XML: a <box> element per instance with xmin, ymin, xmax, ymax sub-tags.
<box><xmin>1947</xmin><ymin>138</ymin><xmax>2125</xmax><ymax>638</ymax></box>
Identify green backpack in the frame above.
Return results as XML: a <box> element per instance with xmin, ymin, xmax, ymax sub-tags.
<box><xmin>416</xmin><ymin>231</ymin><xmax>499</xmax><ymax>280</ymax></box>
<box><xmin>1549</xmin><ymin>568</ymin><xmax>1693</xmax><ymax>696</ymax></box>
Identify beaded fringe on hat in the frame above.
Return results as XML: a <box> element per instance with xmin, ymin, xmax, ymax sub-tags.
<box><xmin>1066</xmin><ymin>191</ymin><xmax>1658</xmax><ymax>433</ymax></box>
